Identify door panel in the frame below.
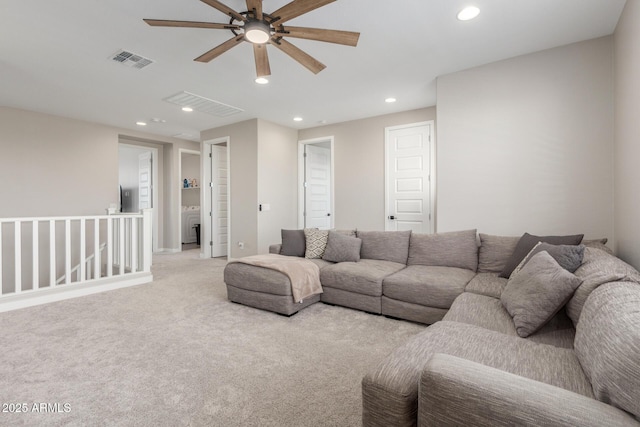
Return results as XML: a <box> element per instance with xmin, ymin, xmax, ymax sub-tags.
<box><xmin>211</xmin><ymin>145</ymin><xmax>228</xmax><ymax>257</ymax></box>
<box><xmin>386</xmin><ymin>123</ymin><xmax>433</xmax><ymax>233</ymax></box>
<box><xmin>138</xmin><ymin>151</ymin><xmax>152</xmax><ymax>210</ymax></box>
<box><xmin>305</xmin><ymin>145</ymin><xmax>331</xmax><ymax>229</ymax></box>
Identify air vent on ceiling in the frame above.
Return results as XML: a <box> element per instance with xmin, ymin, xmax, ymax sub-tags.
<box><xmin>172</xmin><ymin>133</ymin><xmax>198</xmax><ymax>141</ymax></box>
<box><xmin>110</xmin><ymin>49</ymin><xmax>154</xmax><ymax>69</ymax></box>
<box><xmin>163</xmin><ymin>91</ymin><xmax>244</xmax><ymax>118</ymax></box>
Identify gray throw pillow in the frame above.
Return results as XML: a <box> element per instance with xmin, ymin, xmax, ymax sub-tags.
<box><xmin>510</xmin><ymin>242</ymin><xmax>585</xmax><ymax>278</ymax></box>
<box><xmin>501</xmin><ymin>251</ymin><xmax>583</xmax><ymax>338</ymax></box>
<box><xmin>499</xmin><ymin>232</ymin><xmax>584</xmax><ymax>278</ymax></box>
<box><xmin>323</xmin><ymin>231</ymin><xmax>362</xmax><ymax>263</ymax></box>
<box><xmin>280</xmin><ymin>229</ymin><xmax>306</xmax><ymax>257</ymax></box>
<box><xmin>304</xmin><ymin>228</ymin><xmax>329</xmax><ymax>259</ymax></box>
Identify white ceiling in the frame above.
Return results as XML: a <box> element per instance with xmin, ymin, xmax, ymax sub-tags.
<box><xmin>0</xmin><ymin>0</ymin><xmax>627</xmax><ymax>140</ymax></box>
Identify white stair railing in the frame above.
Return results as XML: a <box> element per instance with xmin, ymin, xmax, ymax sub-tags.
<box><xmin>0</xmin><ymin>209</ymin><xmax>153</xmax><ymax>312</ymax></box>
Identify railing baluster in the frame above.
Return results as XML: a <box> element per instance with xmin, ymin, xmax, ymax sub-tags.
<box><xmin>79</xmin><ymin>218</ymin><xmax>86</xmax><ymax>282</ymax></box>
<box><xmin>64</xmin><ymin>219</ymin><xmax>71</xmax><ymax>285</ymax></box>
<box><xmin>32</xmin><ymin>221</ymin><xmax>39</xmax><ymax>290</ymax></box>
<box><xmin>106</xmin><ymin>217</ymin><xmax>113</xmax><ymax>277</ymax></box>
<box><xmin>119</xmin><ymin>217</ymin><xmax>125</xmax><ymax>275</ymax></box>
<box><xmin>131</xmin><ymin>217</ymin><xmax>138</xmax><ymax>273</ymax></box>
<box><xmin>49</xmin><ymin>220</ymin><xmax>56</xmax><ymax>287</ymax></box>
<box><xmin>14</xmin><ymin>221</ymin><xmax>22</xmax><ymax>294</ymax></box>
<box><xmin>94</xmin><ymin>219</ymin><xmax>100</xmax><ymax>280</ymax></box>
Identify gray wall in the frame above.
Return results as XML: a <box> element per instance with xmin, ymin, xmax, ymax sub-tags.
<box><xmin>257</xmin><ymin>119</ymin><xmax>298</xmax><ymax>254</ymax></box>
<box><xmin>201</xmin><ymin>118</ymin><xmax>299</xmax><ymax>257</ymax></box>
<box><xmin>614</xmin><ymin>0</ymin><xmax>640</xmax><ymax>268</ymax></box>
<box><xmin>201</xmin><ymin>119</ymin><xmax>259</xmax><ymax>258</ymax></box>
<box><xmin>299</xmin><ymin>107</ymin><xmax>436</xmax><ymax>231</ymax></box>
<box><xmin>436</xmin><ymin>37</ymin><xmax>614</xmax><ymax>243</ymax></box>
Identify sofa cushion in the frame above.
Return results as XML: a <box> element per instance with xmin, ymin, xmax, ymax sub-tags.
<box><xmin>574</xmin><ymin>281</ymin><xmax>640</xmax><ymax>419</ymax></box>
<box><xmin>567</xmin><ymin>247</ymin><xmax>640</xmax><ymax>326</ymax></box>
<box><xmin>445</xmin><ymin>292</ymin><xmax>576</xmax><ymax>349</ymax></box>
<box><xmin>511</xmin><ymin>242</ymin><xmax>585</xmax><ymax>278</ymax></box>
<box><xmin>407</xmin><ymin>229</ymin><xmax>478</xmax><ymax>271</ymax></box>
<box><xmin>304</xmin><ymin>228</ymin><xmax>328</xmax><ymax>259</ymax></box>
<box><xmin>280</xmin><ymin>229</ymin><xmax>306</xmax><ymax>257</ymax></box>
<box><xmin>501</xmin><ymin>252</ymin><xmax>582</xmax><ymax>338</ymax></box>
<box><xmin>383</xmin><ymin>266</ymin><xmax>474</xmax><ymax>309</ymax></box>
<box><xmin>500</xmin><ymin>232</ymin><xmax>584</xmax><ymax>278</ymax></box>
<box><xmin>322</xmin><ymin>230</ymin><xmax>362</xmax><ymax>263</ymax></box>
<box><xmin>478</xmin><ymin>234</ymin><xmax>519</xmax><ymax>273</ymax></box>
<box><xmin>464</xmin><ymin>272</ymin><xmax>508</xmax><ymax>299</ymax></box>
<box><xmin>362</xmin><ymin>321</ymin><xmax>593</xmax><ymax>427</ymax></box>
<box><xmin>319</xmin><ymin>259</ymin><xmax>405</xmax><ymax>297</ymax></box>
<box><xmin>357</xmin><ymin>230</ymin><xmax>411</xmax><ymax>264</ymax></box>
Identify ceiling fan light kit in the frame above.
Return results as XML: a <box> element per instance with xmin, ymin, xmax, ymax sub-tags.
<box><xmin>243</xmin><ymin>20</ymin><xmax>270</xmax><ymax>44</ymax></box>
<box><xmin>144</xmin><ymin>0</ymin><xmax>360</xmax><ymax>77</ymax></box>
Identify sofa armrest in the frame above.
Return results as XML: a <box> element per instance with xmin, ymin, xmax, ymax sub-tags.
<box><xmin>419</xmin><ymin>353</ymin><xmax>639</xmax><ymax>427</ymax></box>
<box><xmin>269</xmin><ymin>244</ymin><xmax>281</xmax><ymax>254</ymax></box>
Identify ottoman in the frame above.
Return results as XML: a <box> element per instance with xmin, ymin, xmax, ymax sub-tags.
<box><xmin>224</xmin><ymin>262</ymin><xmax>321</xmax><ymax>316</ymax></box>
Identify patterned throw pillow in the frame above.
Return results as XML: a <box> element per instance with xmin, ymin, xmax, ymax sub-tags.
<box><xmin>304</xmin><ymin>228</ymin><xmax>329</xmax><ymax>259</ymax></box>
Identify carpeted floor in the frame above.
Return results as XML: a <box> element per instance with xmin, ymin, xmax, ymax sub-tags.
<box><xmin>0</xmin><ymin>250</ymin><xmax>423</xmax><ymax>426</ymax></box>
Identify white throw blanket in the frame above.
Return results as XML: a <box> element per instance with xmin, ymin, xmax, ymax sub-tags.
<box><xmin>229</xmin><ymin>254</ymin><xmax>322</xmax><ymax>303</ymax></box>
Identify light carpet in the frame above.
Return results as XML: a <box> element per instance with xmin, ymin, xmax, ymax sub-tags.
<box><xmin>0</xmin><ymin>250</ymin><xmax>423</xmax><ymax>426</ymax></box>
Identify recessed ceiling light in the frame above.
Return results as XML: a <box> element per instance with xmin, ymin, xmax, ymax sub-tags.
<box><xmin>385</xmin><ymin>97</ymin><xmax>397</xmax><ymax>103</ymax></box>
<box><xmin>136</xmin><ymin>121</ymin><xmax>147</xmax><ymax>126</ymax></box>
<box><xmin>457</xmin><ymin>6</ymin><xmax>480</xmax><ymax>21</ymax></box>
<box><xmin>181</xmin><ymin>107</ymin><xmax>193</xmax><ymax>112</ymax></box>
<box><xmin>293</xmin><ymin>117</ymin><xmax>303</xmax><ymax>122</ymax></box>
<box><xmin>151</xmin><ymin>117</ymin><xmax>166</xmax><ymax>123</ymax></box>
<box><xmin>255</xmin><ymin>77</ymin><xmax>269</xmax><ymax>84</ymax></box>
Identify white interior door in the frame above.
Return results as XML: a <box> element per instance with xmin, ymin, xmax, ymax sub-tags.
<box><xmin>138</xmin><ymin>152</ymin><xmax>152</xmax><ymax>210</ymax></box>
<box><xmin>385</xmin><ymin>122</ymin><xmax>434</xmax><ymax>233</ymax></box>
<box><xmin>211</xmin><ymin>145</ymin><xmax>228</xmax><ymax>257</ymax></box>
<box><xmin>305</xmin><ymin>145</ymin><xmax>332</xmax><ymax>229</ymax></box>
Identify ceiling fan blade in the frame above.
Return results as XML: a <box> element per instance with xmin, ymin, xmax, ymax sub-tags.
<box><xmin>200</xmin><ymin>0</ymin><xmax>246</xmax><ymax>22</ymax></box>
<box><xmin>253</xmin><ymin>44</ymin><xmax>271</xmax><ymax>77</ymax></box>
<box><xmin>246</xmin><ymin>0</ymin><xmax>263</xmax><ymax>20</ymax></box>
<box><xmin>275</xmin><ymin>26</ymin><xmax>359</xmax><ymax>46</ymax></box>
<box><xmin>194</xmin><ymin>35</ymin><xmax>244</xmax><ymax>63</ymax></box>
<box><xmin>143</xmin><ymin>19</ymin><xmax>239</xmax><ymax>30</ymax></box>
<box><xmin>269</xmin><ymin>0</ymin><xmax>336</xmax><ymax>26</ymax></box>
<box><xmin>270</xmin><ymin>38</ymin><xmax>326</xmax><ymax>74</ymax></box>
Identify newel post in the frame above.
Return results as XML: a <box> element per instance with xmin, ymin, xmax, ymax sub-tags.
<box><xmin>142</xmin><ymin>209</ymin><xmax>153</xmax><ymax>272</ymax></box>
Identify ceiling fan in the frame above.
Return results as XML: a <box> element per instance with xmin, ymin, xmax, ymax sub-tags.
<box><xmin>144</xmin><ymin>0</ymin><xmax>360</xmax><ymax>77</ymax></box>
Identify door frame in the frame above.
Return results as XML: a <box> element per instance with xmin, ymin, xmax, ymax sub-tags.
<box><xmin>384</xmin><ymin>121</ymin><xmax>436</xmax><ymax>233</ymax></box>
<box><xmin>202</xmin><ymin>137</ymin><xmax>231</xmax><ymax>258</ymax></box>
<box><xmin>119</xmin><ymin>143</ymin><xmax>160</xmax><ymax>252</ymax></box>
<box><xmin>298</xmin><ymin>136</ymin><xmax>335</xmax><ymax>229</ymax></box>
<box><xmin>178</xmin><ymin>148</ymin><xmax>201</xmax><ymax>251</ymax></box>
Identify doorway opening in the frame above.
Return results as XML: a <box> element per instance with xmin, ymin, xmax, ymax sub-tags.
<box><xmin>203</xmin><ymin>137</ymin><xmax>230</xmax><ymax>258</ymax></box>
<box><xmin>118</xmin><ymin>143</ymin><xmax>159</xmax><ymax>252</ymax></box>
<box><xmin>178</xmin><ymin>149</ymin><xmax>201</xmax><ymax>252</ymax></box>
<box><xmin>298</xmin><ymin>137</ymin><xmax>334</xmax><ymax>229</ymax></box>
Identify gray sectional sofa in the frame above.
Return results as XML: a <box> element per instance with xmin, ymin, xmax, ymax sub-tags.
<box><xmin>223</xmin><ymin>229</ymin><xmax>640</xmax><ymax>426</ymax></box>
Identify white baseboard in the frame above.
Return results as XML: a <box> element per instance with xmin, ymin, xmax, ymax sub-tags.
<box><xmin>0</xmin><ymin>272</ymin><xmax>153</xmax><ymax>313</ymax></box>
<box><xmin>156</xmin><ymin>248</ymin><xmax>181</xmax><ymax>254</ymax></box>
